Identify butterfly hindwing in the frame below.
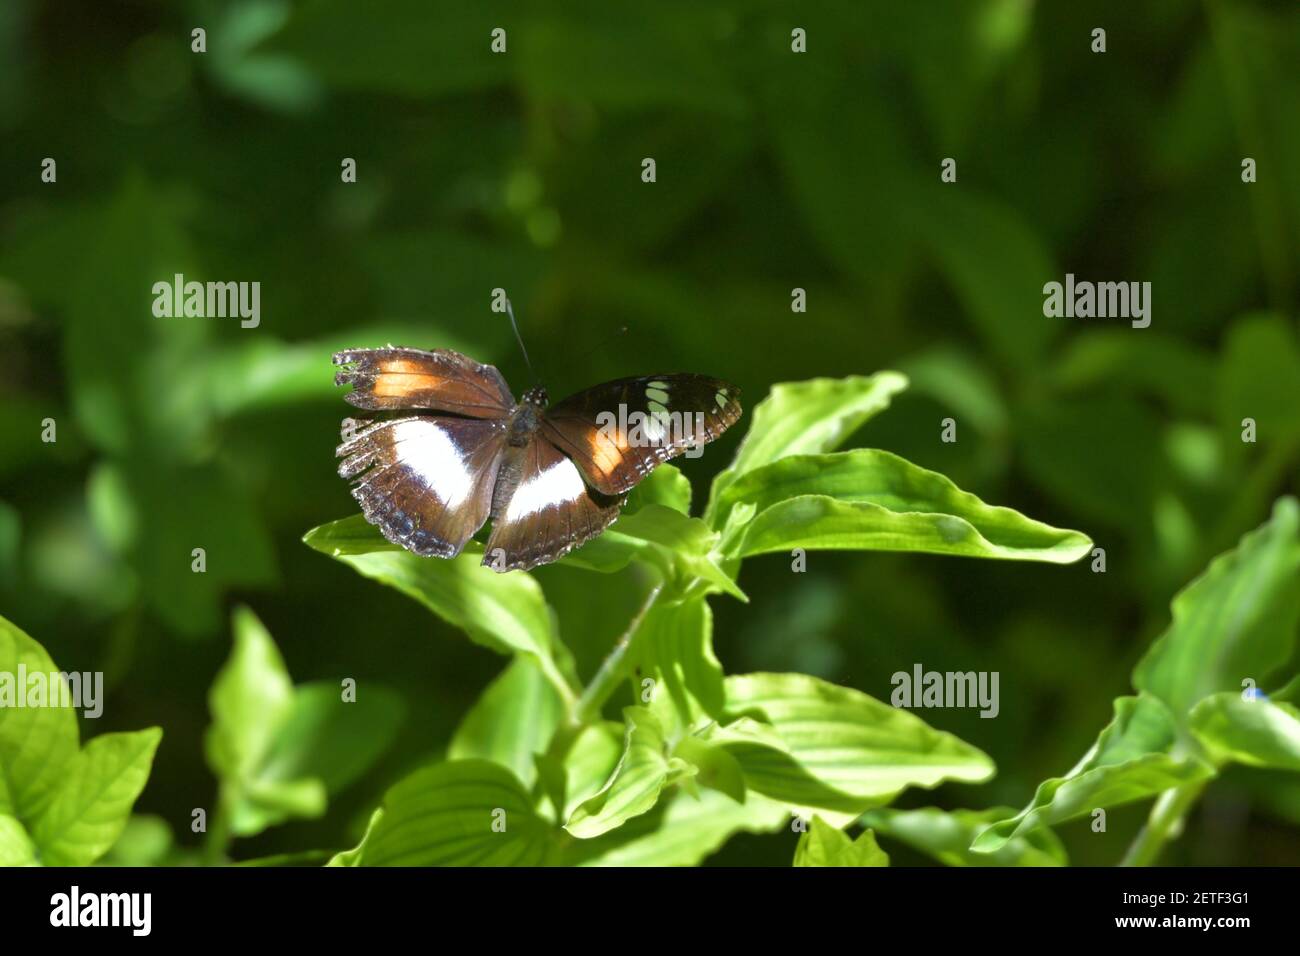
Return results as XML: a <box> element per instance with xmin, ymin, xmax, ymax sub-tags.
<box><xmin>483</xmin><ymin>437</ymin><xmax>626</xmax><ymax>572</ymax></box>
<box><xmin>540</xmin><ymin>374</ymin><xmax>742</xmax><ymax>495</ymax></box>
<box><xmin>338</xmin><ymin>415</ymin><xmax>507</xmax><ymax>557</ymax></box>
<box><xmin>333</xmin><ymin>347</ymin><xmax>515</xmax><ymax>418</ymax></box>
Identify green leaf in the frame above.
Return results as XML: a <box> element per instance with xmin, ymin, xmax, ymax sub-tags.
<box><xmin>0</xmin><ymin>814</ymin><xmax>36</xmax><ymax>866</ymax></box>
<box><xmin>562</xmin><ymin>505</ymin><xmax>746</xmax><ymax>601</ymax></box>
<box><xmin>1217</xmin><ymin>313</ymin><xmax>1300</xmax><ymax>440</ymax></box>
<box><xmin>0</xmin><ymin>615</ymin><xmax>79</xmax><ymax>822</ymax></box>
<box><xmin>572</xmin><ymin>788</ymin><xmax>789</xmax><ymax>867</ymax></box>
<box><xmin>99</xmin><ymin>815</ymin><xmax>174</xmax><ymax>867</ymax></box>
<box><xmin>325</xmin><ymin>808</ymin><xmax>383</xmax><ymax>867</ymax></box>
<box><xmin>707</xmin><ymin>373</ymin><xmax>908</xmax><ymax>521</ymax></box>
<box><xmin>31</xmin><ymin>728</ymin><xmax>163</xmax><ymax>866</ymax></box>
<box><xmin>715</xmin><ymin>673</ymin><xmax>995</xmax><ymax>823</ymax></box>
<box><xmin>230</xmin><ymin>777</ymin><xmax>327</xmax><ymax>835</ymax></box>
<box><xmin>355</xmin><ymin>760</ymin><xmax>558</xmax><ymax>866</ymax></box>
<box><xmin>257</xmin><ymin>682</ymin><xmax>405</xmax><ymax>796</ymax></box>
<box><xmin>716</xmin><ymin>450</ymin><xmax>1092</xmax><ymax>563</ymax></box>
<box><xmin>1189</xmin><ymin>693</ymin><xmax>1300</xmax><ymax>772</ymax></box>
<box><xmin>861</xmin><ymin>806</ymin><xmax>1067</xmax><ymax>867</ymax></box>
<box><xmin>1134</xmin><ymin>497</ymin><xmax>1300</xmax><ymax>720</ymax></box>
<box><xmin>553</xmin><ymin>722</ymin><xmax>625</xmax><ymax>822</ymax></box>
<box><xmin>794</xmin><ymin>817</ymin><xmax>889</xmax><ymax>867</ymax></box>
<box><xmin>971</xmin><ymin>695</ymin><xmax>1214</xmax><ymax>854</ymax></box>
<box><xmin>908</xmin><ymin>184</ymin><xmax>1058</xmax><ymax>371</ymax></box>
<box><xmin>566</xmin><ymin>707</ymin><xmax>694</xmax><ymax>838</ymax></box>
<box><xmin>305</xmin><ymin>520</ymin><xmax>573</xmax><ymax>702</ymax></box>
<box><xmin>449</xmin><ymin>657</ymin><xmax>565</xmax><ymax>790</ymax></box>
<box><xmin>632</xmin><ymin>597</ymin><xmax>725</xmax><ymax>723</ymax></box>
<box><xmin>626</xmin><ymin>463</ymin><xmax>692</xmax><ymax>516</ymax></box>
<box><xmin>300</xmin><ymin>513</ymin><xmax>398</xmax><ymax>554</ymax></box>
<box><xmin>205</xmin><ymin>606</ymin><xmax>295</xmax><ymax>783</ymax></box>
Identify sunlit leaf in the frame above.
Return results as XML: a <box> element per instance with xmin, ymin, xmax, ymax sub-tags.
<box><xmin>793</xmin><ymin>817</ymin><xmax>889</xmax><ymax>867</ymax></box>
<box><xmin>971</xmin><ymin>695</ymin><xmax>1214</xmax><ymax>854</ymax></box>
<box><xmin>716</xmin><ymin>450</ymin><xmax>1092</xmax><ymax>563</ymax></box>
<box><xmin>861</xmin><ymin>806</ymin><xmax>1067</xmax><ymax>867</ymax></box>
<box><xmin>1134</xmin><ymin>497</ymin><xmax>1300</xmax><ymax>720</ymax></box>
<box><xmin>354</xmin><ymin>760</ymin><xmax>557</xmax><ymax>866</ymax></box>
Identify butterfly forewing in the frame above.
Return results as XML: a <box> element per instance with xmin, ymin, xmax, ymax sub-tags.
<box><xmin>338</xmin><ymin>415</ymin><xmax>507</xmax><ymax>557</ymax></box>
<box><xmin>333</xmin><ymin>347</ymin><xmax>515</xmax><ymax>418</ymax></box>
<box><xmin>540</xmin><ymin>374</ymin><xmax>742</xmax><ymax>495</ymax></box>
<box><xmin>483</xmin><ymin>437</ymin><xmax>625</xmax><ymax>572</ymax></box>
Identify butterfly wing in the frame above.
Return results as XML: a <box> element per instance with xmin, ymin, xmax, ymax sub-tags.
<box><xmin>483</xmin><ymin>437</ymin><xmax>625</xmax><ymax>572</ymax></box>
<box><xmin>333</xmin><ymin>347</ymin><xmax>515</xmax><ymax>418</ymax></box>
<box><xmin>338</xmin><ymin>416</ymin><xmax>507</xmax><ymax>557</ymax></box>
<box><xmin>540</xmin><ymin>374</ymin><xmax>741</xmax><ymax>495</ymax></box>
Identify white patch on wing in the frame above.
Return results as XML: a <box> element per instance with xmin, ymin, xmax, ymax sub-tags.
<box><xmin>506</xmin><ymin>456</ymin><xmax>586</xmax><ymax>520</ymax></box>
<box><xmin>391</xmin><ymin>419</ymin><xmax>475</xmax><ymax>507</ymax></box>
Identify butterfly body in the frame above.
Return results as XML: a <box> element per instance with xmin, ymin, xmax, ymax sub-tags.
<box><xmin>333</xmin><ymin>347</ymin><xmax>740</xmax><ymax>572</ymax></box>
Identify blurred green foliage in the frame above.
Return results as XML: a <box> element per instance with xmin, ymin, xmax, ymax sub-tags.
<box><xmin>1</xmin><ymin>0</ymin><xmax>1298</xmax><ymax>864</ymax></box>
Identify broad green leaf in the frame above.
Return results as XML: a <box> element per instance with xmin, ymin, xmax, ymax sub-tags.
<box><xmin>794</xmin><ymin>817</ymin><xmax>889</xmax><ymax>867</ymax></box>
<box><xmin>1217</xmin><ymin>313</ymin><xmax>1300</xmax><ymax>440</ymax></box>
<box><xmin>31</xmin><ymin>728</ymin><xmax>163</xmax><ymax>866</ymax></box>
<box><xmin>449</xmin><ymin>657</ymin><xmax>565</xmax><ymax>790</ymax></box>
<box><xmin>626</xmin><ymin>463</ymin><xmax>692</xmax><ymax>515</ymax></box>
<box><xmin>300</xmin><ymin>513</ymin><xmax>397</xmax><ymax>555</ymax></box>
<box><xmin>631</xmin><ymin>597</ymin><xmax>725</xmax><ymax>722</ymax></box>
<box><xmin>556</xmin><ymin>721</ymin><xmax>625</xmax><ymax>822</ymax></box>
<box><xmin>716</xmin><ymin>450</ymin><xmax>1092</xmax><ymax>563</ymax></box>
<box><xmin>972</xmin><ymin>695</ymin><xmax>1214</xmax><ymax>854</ymax></box>
<box><xmin>1134</xmin><ymin>497</ymin><xmax>1300</xmax><ymax>720</ymax></box>
<box><xmin>1052</xmin><ymin>332</ymin><xmax>1216</xmax><ymax>417</ymax></box>
<box><xmin>861</xmin><ymin>806</ymin><xmax>1067</xmax><ymax>867</ymax></box>
<box><xmin>305</xmin><ymin>519</ymin><xmax>571</xmax><ymax>697</ymax></box>
<box><xmin>231</xmin><ymin>777</ymin><xmax>327</xmax><ymax>836</ymax></box>
<box><xmin>356</xmin><ymin>760</ymin><xmax>558</xmax><ymax>866</ymax></box>
<box><xmin>0</xmin><ymin>814</ymin><xmax>36</xmax><ymax>866</ymax></box>
<box><xmin>1190</xmin><ymin>693</ymin><xmax>1300</xmax><ymax>771</ymax></box>
<box><xmin>99</xmin><ymin>815</ymin><xmax>174</xmax><ymax>867</ymax></box>
<box><xmin>257</xmin><ymin>682</ymin><xmax>405</xmax><ymax>795</ymax></box>
<box><xmin>0</xmin><ymin>615</ymin><xmax>79</xmax><ymax>822</ymax></box>
<box><xmin>707</xmin><ymin>373</ymin><xmax>908</xmax><ymax>521</ymax></box>
<box><xmin>205</xmin><ymin>606</ymin><xmax>295</xmax><ymax>782</ymax></box>
<box><xmin>325</xmin><ymin>808</ymin><xmax>383</xmax><ymax>867</ymax></box>
<box><xmin>561</xmin><ymin>505</ymin><xmax>746</xmax><ymax>601</ymax></box>
<box><xmin>907</xmin><ymin>184</ymin><xmax>1058</xmax><ymax>371</ymax></box>
<box><xmin>566</xmin><ymin>707</ymin><xmax>694</xmax><ymax>839</ymax></box>
<box><xmin>715</xmin><ymin>673</ymin><xmax>995</xmax><ymax>822</ymax></box>
<box><xmin>573</xmin><ymin>788</ymin><xmax>789</xmax><ymax>867</ymax></box>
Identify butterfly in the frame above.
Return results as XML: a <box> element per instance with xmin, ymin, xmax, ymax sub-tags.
<box><xmin>333</xmin><ymin>347</ymin><xmax>742</xmax><ymax>572</ymax></box>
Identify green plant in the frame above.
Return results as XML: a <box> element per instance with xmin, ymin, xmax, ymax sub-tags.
<box><xmin>0</xmin><ymin>616</ymin><xmax>161</xmax><ymax>866</ymax></box>
<box><xmin>303</xmin><ymin>373</ymin><xmax>1099</xmax><ymax>865</ymax></box>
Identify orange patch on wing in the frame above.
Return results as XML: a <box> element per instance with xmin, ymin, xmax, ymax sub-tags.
<box><xmin>373</xmin><ymin>359</ymin><xmax>444</xmax><ymax>398</ymax></box>
<box><xmin>587</xmin><ymin>430</ymin><xmax>628</xmax><ymax>478</ymax></box>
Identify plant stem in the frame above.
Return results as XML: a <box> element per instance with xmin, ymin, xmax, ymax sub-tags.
<box><xmin>1120</xmin><ymin>780</ymin><xmax>1208</xmax><ymax>866</ymax></box>
<box><xmin>201</xmin><ymin>786</ymin><xmax>234</xmax><ymax>866</ymax></box>
<box><xmin>573</xmin><ymin>582</ymin><xmax>664</xmax><ymax>725</ymax></box>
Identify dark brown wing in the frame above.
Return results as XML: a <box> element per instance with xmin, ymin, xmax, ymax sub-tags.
<box><xmin>333</xmin><ymin>347</ymin><xmax>515</xmax><ymax>418</ymax></box>
<box><xmin>483</xmin><ymin>437</ymin><xmax>625</xmax><ymax>572</ymax></box>
<box><xmin>540</xmin><ymin>374</ymin><xmax>741</xmax><ymax>495</ymax></box>
<box><xmin>338</xmin><ymin>415</ymin><xmax>507</xmax><ymax>557</ymax></box>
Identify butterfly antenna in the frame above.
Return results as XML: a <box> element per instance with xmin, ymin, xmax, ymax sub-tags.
<box><xmin>505</xmin><ymin>298</ymin><xmax>539</xmax><ymax>385</ymax></box>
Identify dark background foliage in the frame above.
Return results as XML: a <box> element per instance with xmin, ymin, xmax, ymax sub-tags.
<box><xmin>1</xmin><ymin>0</ymin><xmax>1298</xmax><ymax>865</ymax></box>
